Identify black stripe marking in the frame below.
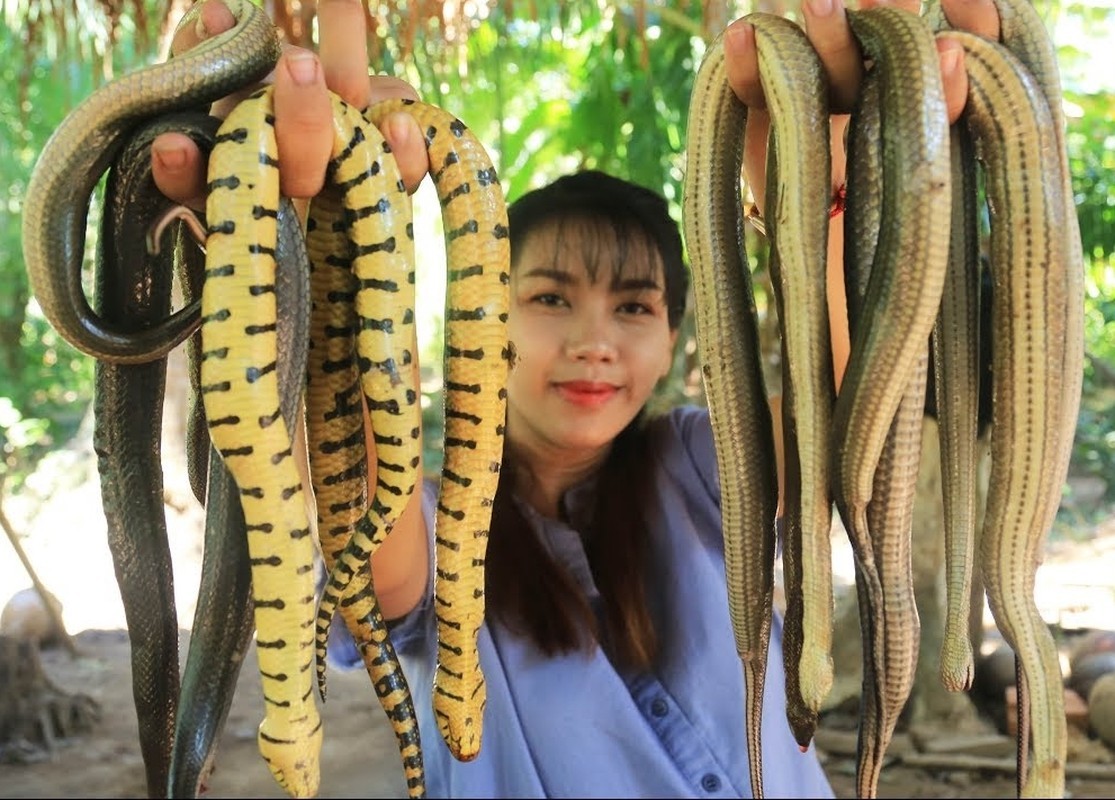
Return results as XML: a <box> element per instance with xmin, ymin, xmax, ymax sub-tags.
<box><xmin>246</xmin><ymin>362</ymin><xmax>277</xmax><ymax>383</ymax></box>
<box><xmin>445</xmin><ymin>219</ymin><xmax>479</xmax><ymax>241</ymax></box>
<box><xmin>446</xmin><ymin>306</ymin><xmax>486</xmax><ymax>321</ymax></box>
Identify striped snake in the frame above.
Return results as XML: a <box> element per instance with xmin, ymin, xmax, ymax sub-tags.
<box><xmin>24</xmin><ymin>0</ymin><xmax>510</xmax><ymax>791</ymax></box>
<box><xmin>685</xmin><ymin>2</ymin><xmax>1081</xmax><ymax>798</ymax></box>
<box><xmin>21</xmin><ymin>0</ymin><xmax>279</xmax><ymax>365</ymax></box>
<box><xmin>684</xmin><ymin>12</ymin><xmax>829</xmax><ymax>797</ymax></box>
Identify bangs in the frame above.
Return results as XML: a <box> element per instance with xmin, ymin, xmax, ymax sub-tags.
<box><xmin>536</xmin><ymin>213</ymin><xmax>665</xmax><ymax>290</ymax></box>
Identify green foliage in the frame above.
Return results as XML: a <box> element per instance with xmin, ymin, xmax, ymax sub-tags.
<box><xmin>1053</xmin><ymin>0</ymin><xmax>1115</xmax><ymax>500</ymax></box>
<box><xmin>4</xmin><ymin>0</ymin><xmax>1115</xmax><ymax>506</ymax></box>
<box><xmin>0</xmin><ymin>23</ymin><xmax>97</xmax><ymax>489</ymax></box>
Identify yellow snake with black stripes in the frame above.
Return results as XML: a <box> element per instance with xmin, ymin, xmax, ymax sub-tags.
<box><xmin>309</xmin><ymin>93</ymin><xmax>422</xmax><ymax>693</ymax></box>
<box><xmin>366</xmin><ymin>98</ymin><xmax>511</xmax><ymax>764</ymax></box>
<box><xmin>303</xmin><ymin>92</ymin><xmax>426</xmax><ymax>797</ymax></box>
<box><xmin>202</xmin><ymin>85</ymin><xmax>323</xmax><ymax>798</ymax></box>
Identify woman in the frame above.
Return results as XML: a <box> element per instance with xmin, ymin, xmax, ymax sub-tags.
<box><xmin>154</xmin><ymin>1</ymin><xmax>1003</xmax><ymax>795</ymax></box>
<box><xmin>332</xmin><ymin>167</ymin><xmax>836</xmax><ymax>796</ymax></box>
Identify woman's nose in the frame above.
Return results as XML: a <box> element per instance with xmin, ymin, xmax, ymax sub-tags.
<box><xmin>565</xmin><ymin>317</ymin><xmax>617</xmax><ymax>362</ymax></box>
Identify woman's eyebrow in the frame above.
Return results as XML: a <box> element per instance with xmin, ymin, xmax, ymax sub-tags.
<box><xmin>611</xmin><ymin>277</ymin><xmax>662</xmax><ymax>292</ymax></box>
<box><xmin>517</xmin><ymin>266</ymin><xmax>575</xmax><ymax>284</ymax></box>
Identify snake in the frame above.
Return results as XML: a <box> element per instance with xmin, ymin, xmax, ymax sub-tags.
<box><xmin>90</xmin><ymin>113</ymin><xmax>202</xmax><ymax>799</ymax></box>
<box><xmin>747</xmin><ymin>19</ymin><xmax>837</xmax><ymax>750</ymax></box>
<box><xmin>302</xmin><ymin>93</ymin><xmax>426</xmax><ymax>797</ymax></box>
<box><xmin>166</xmin><ymin>170</ymin><xmax>313</xmax><ymax>797</ymax></box>
<box><xmin>684</xmin><ymin>12</ymin><xmax>821</xmax><ymax>796</ymax></box>
<box><xmin>365</xmin><ymin>98</ymin><xmax>512</xmax><ymax>764</ymax></box>
<box><xmin>833</xmin><ymin>11</ymin><xmax>951</xmax><ymax>795</ymax></box>
<box><xmin>201</xmin><ymin>85</ymin><xmax>321</xmax><ymax>798</ymax></box>
<box><xmin>933</xmin><ymin>28</ymin><xmax>1078</xmax><ymax>799</ymax></box>
<box><xmin>932</xmin><ymin>121</ymin><xmax>982</xmax><ymax>695</ymax></box>
<box><xmin>21</xmin><ymin>0</ymin><xmax>280</xmax><ymax>364</ymax></box>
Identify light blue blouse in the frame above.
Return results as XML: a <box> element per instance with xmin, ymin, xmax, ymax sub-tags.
<box><xmin>328</xmin><ymin>405</ymin><xmax>834</xmax><ymax>798</ymax></box>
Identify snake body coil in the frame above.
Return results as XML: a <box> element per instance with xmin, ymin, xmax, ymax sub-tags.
<box><xmin>22</xmin><ymin>0</ymin><xmax>280</xmax><ymax>364</ymax></box>
<box><xmin>366</xmin><ymin>99</ymin><xmax>512</xmax><ymax>764</ymax></box>
<box><xmin>303</xmin><ymin>93</ymin><xmax>426</xmax><ymax>797</ymax></box>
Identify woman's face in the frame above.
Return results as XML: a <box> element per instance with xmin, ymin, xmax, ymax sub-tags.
<box><xmin>505</xmin><ymin>220</ymin><xmax>678</xmax><ymax>463</ymax></box>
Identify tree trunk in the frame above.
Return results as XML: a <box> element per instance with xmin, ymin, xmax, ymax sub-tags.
<box><xmin>0</xmin><ymin>635</ymin><xmax>100</xmax><ymax>763</ymax></box>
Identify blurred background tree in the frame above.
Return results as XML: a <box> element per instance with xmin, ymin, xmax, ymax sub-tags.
<box><xmin>0</xmin><ymin>0</ymin><xmax>1112</xmax><ymax>511</ymax></box>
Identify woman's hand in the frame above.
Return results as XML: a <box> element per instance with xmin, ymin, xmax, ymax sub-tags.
<box><xmin>151</xmin><ymin>0</ymin><xmax>428</xmax><ymax>208</ymax></box>
<box><xmin>726</xmin><ymin>0</ymin><xmax>1002</xmax><ymax>212</ymax></box>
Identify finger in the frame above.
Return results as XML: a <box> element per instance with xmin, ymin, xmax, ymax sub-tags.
<box><xmin>171</xmin><ymin>0</ymin><xmax>235</xmax><ymax>57</ymax></box>
<box><xmin>939</xmin><ymin>0</ymin><xmax>1001</xmax><ymax>40</ymax></box>
<box><xmin>742</xmin><ymin>108</ymin><xmax>771</xmax><ymax>207</ymax></box>
<box><xmin>366</xmin><ymin>76</ymin><xmax>425</xmax><ymax>193</ymax></box>
<box><xmin>377</xmin><ymin>110</ymin><xmax>428</xmax><ymax>194</ymax></box>
<box><xmin>151</xmin><ymin>132</ymin><xmax>209</xmax><ymax>209</ymax></box>
<box><xmin>723</xmin><ymin>20</ymin><xmax>764</xmax><ymax>109</ymax></box>
<box><xmin>317</xmin><ymin>0</ymin><xmax>372</xmax><ymax>108</ymax></box>
<box><xmin>273</xmin><ymin>48</ymin><xmax>334</xmax><ymax>199</ymax></box>
<box><xmin>937</xmin><ymin>38</ymin><xmax>969</xmax><ymax>124</ymax></box>
<box><xmin>859</xmin><ymin>0</ymin><xmax>920</xmax><ymax>14</ymax></box>
<box><xmin>801</xmin><ymin>0</ymin><xmax>863</xmax><ymax>114</ymax></box>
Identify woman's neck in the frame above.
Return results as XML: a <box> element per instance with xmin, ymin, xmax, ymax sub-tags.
<box><xmin>509</xmin><ymin>444</ymin><xmax>609</xmax><ymax>519</ymax></box>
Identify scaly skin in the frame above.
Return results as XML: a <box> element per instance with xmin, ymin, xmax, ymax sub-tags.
<box><xmin>367</xmin><ymin>98</ymin><xmax>511</xmax><ymax>763</ymax></box>
<box><xmin>22</xmin><ymin>0</ymin><xmax>280</xmax><ymax>364</ymax></box>
<box><xmin>304</xmin><ymin>94</ymin><xmax>426</xmax><ymax>798</ymax></box>
<box><xmin>933</xmin><ymin>123</ymin><xmax>981</xmax><ymax>694</ymax></box>
<box><xmin>202</xmin><ymin>86</ymin><xmax>321</xmax><ymax>798</ymax></box>
<box><xmin>939</xmin><ymin>30</ymin><xmax>1077</xmax><ymax>799</ymax></box>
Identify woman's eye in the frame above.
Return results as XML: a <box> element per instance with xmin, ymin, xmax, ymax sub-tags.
<box><xmin>618</xmin><ymin>300</ymin><xmax>653</xmax><ymax>316</ymax></box>
<box><xmin>532</xmin><ymin>292</ymin><xmax>566</xmax><ymax>307</ymax></box>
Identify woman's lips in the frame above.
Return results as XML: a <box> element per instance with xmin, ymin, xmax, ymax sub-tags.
<box><xmin>554</xmin><ymin>380</ymin><xmax>618</xmax><ymax>408</ymax></box>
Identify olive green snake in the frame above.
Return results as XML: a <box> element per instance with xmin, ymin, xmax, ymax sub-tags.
<box><xmin>684</xmin><ymin>2</ymin><xmax>1081</xmax><ymax>798</ymax></box>
<box><xmin>22</xmin><ymin>0</ymin><xmax>280</xmax><ymax>365</ymax></box>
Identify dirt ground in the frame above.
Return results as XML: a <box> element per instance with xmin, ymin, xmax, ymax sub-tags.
<box><xmin>2</xmin><ymin>350</ymin><xmax>1115</xmax><ymax>798</ymax></box>
<box><xmin>2</xmin><ymin>624</ymin><xmax>1114</xmax><ymax>799</ymax></box>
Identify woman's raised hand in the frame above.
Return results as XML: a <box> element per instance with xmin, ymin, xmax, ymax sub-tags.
<box><xmin>726</xmin><ymin>0</ymin><xmax>1003</xmax><ymax>208</ymax></box>
<box><xmin>151</xmin><ymin>0</ymin><xmax>428</xmax><ymax>208</ymax></box>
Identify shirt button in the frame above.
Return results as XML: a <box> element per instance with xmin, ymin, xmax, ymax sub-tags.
<box><xmin>649</xmin><ymin>696</ymin><xmax>669</xmax><ymax>717</ymax></box>
<box><xmin>701</xmin><ymin>773</ymin><xmax>721</xmax><ymax>793</ymax></box>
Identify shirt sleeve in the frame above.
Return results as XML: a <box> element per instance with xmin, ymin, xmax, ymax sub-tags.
<box><xmin>658</xmin><ymin>405</ymin><xmax>719</xmax><ymax>506</ymax></box>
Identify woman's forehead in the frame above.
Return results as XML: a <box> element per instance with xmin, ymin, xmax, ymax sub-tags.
<box><xmin>515</xmin><ymin>216</ymin><xmax>664</xmax><ymax>285</ymax></box>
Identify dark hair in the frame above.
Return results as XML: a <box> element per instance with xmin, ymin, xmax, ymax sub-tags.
<box><xmin>485</xmin><ymin>171</ymin><xmax>689</xmax><ymax>670</ymax></box>
<box><xmin>506</xmin><ymin>170</ymin><xmax>689</xmax><ymax>329</ymax></box>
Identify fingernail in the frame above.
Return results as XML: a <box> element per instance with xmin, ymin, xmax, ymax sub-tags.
<box><xmin>940</xmin><ymin>46</ymin><xmax>961</xmax><ymax>77</ymax></box>
<box><xmin>723</xmin><ymin>22</ymin><xmax>754</xmax><ymax>58</ymax></box>
<box><xmin>193</xmin><ymin>7</ymin><xmax>208</xmax><ymax>40</ymax></box>
<box><xmin>805</xmin><ymin>0</ymin><xmax>835</xmax><ymax>17</ymax></box>
<box><xmin>152</xmin><ymin>142</ymin><xmax>187</xmax><ymax>171</ymax></box>
<box><xmin>286</xmin><ymin>52</ymin><xmax>319</xmax><ymax>86</ymax></box>
<box><xmin>384</xmin><ymin>113</ymin><xmax>412</xmax><ymax>148</ymax></box>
